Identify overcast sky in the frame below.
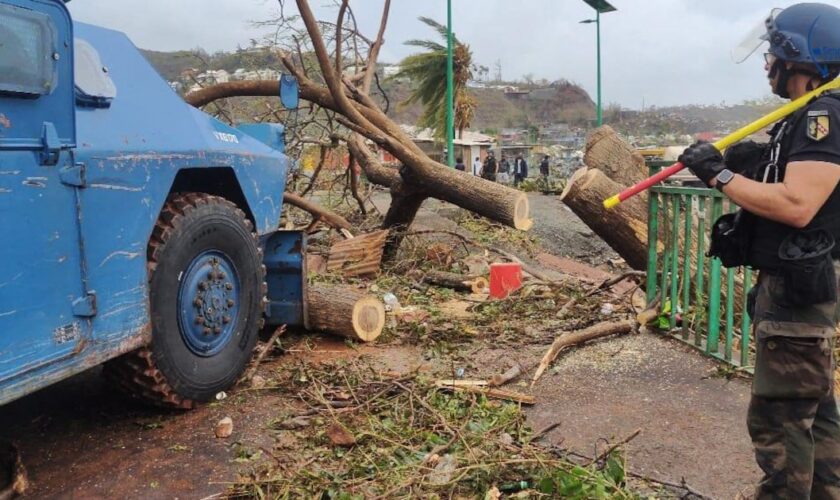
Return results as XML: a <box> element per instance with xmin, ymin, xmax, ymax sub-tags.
<box><xmin>67</xmin><ymin>0</ymin><xmax>831</xmax><ymax>109</ymax></box>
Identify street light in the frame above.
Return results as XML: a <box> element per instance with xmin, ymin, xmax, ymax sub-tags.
<box><xmin>446</xmin><ymin>0</ymin><xmax>455</xmax><ymax>167</ymax></box>
<box><xmin>580</xmin><ymin>0</ymin><xmax>616</xmax><ymax>127</ymax></box>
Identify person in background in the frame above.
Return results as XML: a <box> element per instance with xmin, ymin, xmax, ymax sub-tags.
<box><xmin>481</xmin><ymin>152</ymin><xmax>498</xmax><ymax>182</ymax></box>
<box><xmin>472</xmin><ymin>156</ymin><xmax>482</xmax><ymax>176</ymax></box>
<box><xmin>514</xmin><ymin>154</ymin><xmax>529</xmax><ymax>187</ymax></box>
<box><xmin>497</xmin><ymin>155</ymin><xmax>511</xmax><ymax>184</ymax></box>
<box><xmin>540</xmin><ymin>155</ymin><xmax>551</xmax><ymax>179</ymax></box>
<box><xmin>455</xmin><ymin>156</ymin><xmax>465</xmax><ymax>172</ymax></box>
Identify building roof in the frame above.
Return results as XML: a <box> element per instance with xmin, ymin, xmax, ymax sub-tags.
<box><xmin>400</xmin><ymin>125</ymin><xmax>494</xmax><ymax>146</ymax></box>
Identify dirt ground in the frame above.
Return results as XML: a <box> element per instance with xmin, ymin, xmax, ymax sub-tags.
<box><xmin>0</xmin><ymin>193</ymin><xmax>761</xmax><ymax>499</ymax></box>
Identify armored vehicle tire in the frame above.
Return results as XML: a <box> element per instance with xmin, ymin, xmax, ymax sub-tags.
<box><xmin>105</xmin><ymin>193</ymin><xmax>265</xmax><ymax>408</ymax></box>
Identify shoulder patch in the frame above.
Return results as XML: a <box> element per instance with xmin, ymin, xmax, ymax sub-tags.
<box><xmin>807</xmin><ymin>113</ymin><xmax>830</xmax><ymax>142</ymax></box>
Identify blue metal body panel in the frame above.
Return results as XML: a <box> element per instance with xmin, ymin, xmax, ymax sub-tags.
<box><xmin>236</xmin><ymin>124</ymin><xmax>286</xmax><ymax>155</ymax></box>
<box><xmin>261</xmin><ymin>230</ymin><xmax>306</xmax><ymax>328</ymax></box>
<box><xmin>0</xmin><ymin>1</ymin><xmax>293</xmax><ymax>405</ymax></box>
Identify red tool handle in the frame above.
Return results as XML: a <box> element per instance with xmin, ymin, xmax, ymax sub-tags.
<box><xmin>603</xmin><ymin>162</ymin><xmax>685</xmax><ymax>208</ymax></box>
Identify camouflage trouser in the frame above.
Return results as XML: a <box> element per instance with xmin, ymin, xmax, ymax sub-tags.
<box><xmin>747</xmin><ymin>269</ymin><xmax>840</xmax><ymax>499</ymax></box>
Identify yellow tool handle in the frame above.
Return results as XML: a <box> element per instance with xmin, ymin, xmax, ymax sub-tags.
<box><xmin>602</xmin><ymin>77</ymin><xmax>840</xmax><ymax>210</ymax></box>
<box><xmin>712</xmin><ymin>78</ymin><xmax>840</xmax><ymax>152</ymax></box>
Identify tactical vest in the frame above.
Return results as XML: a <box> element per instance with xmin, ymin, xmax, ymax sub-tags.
<box><xmin>747</xmin><ymin>93</ymin><xmax>840</xmax><ymax>271</ymax></box>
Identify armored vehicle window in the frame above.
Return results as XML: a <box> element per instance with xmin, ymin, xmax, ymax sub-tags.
<box><xmin>74</xmin><ymin>38</ymin><xmax>116</xmax><ymax>106</ymax></box>
<box><xmin>0</xmin><ymin>4</ymin><xmax>57</xmax><ymax>96</ymax></box>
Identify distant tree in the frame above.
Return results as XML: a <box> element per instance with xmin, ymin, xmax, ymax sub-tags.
<box><xmin>522</xmin><ymin>73</ymin><xmax>535</xmax><ymax>85</ymax></box>
<box><xmin>393</xmin><ymin>17</ymin><xmax>476</xmax><ymax>139</ymax></box>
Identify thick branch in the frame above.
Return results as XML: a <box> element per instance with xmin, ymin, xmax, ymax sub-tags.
<box><xmin>283</xmin><ymin>192</ymin><xmax>353</xmax><ymax>230</ymax></box>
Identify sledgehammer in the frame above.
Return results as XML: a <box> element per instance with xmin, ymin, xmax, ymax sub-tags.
<box><xmin>603</xmin><ymin>77</ymin><xmax>840</xmax><ymax>209</ymax></box>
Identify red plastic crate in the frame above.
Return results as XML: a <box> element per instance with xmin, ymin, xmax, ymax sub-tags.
<box><xmin>489</xmin><ymin>262</ymin><xmax>522</xmax><ymax>299</ymax></box>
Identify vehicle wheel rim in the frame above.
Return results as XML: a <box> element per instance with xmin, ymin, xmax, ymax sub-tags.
<box><xmin>177</xmin><ymin>250</ymin><xmax>240</xmax><ymax>357</ymax></box>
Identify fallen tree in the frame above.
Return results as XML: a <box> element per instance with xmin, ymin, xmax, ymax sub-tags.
<box><xmin>184</xmin><ymin>0</ymin><xmax>532</xmax><ymax>259</ymax></box>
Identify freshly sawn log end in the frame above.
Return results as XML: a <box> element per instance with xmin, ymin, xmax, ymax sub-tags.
<box><xmin>307</xmin><ymin>283</ymin><xmax>385</xmax><ymax>342</ymax></box>
<box><xmin>351</xmin><ymin>296</ymin><xmax>386</xmax><ymax>342</ymax></box>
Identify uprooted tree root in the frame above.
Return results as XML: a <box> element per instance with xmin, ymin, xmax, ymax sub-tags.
<box><xmin>222</xmin><ymin>359</ymin><xmax>641</xmax><ymax>499</ymax></box>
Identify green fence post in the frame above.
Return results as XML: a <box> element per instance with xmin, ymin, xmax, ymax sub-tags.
<box><xmin>681</xmin><ymin>196</ymin><xmax>693</xmax><ymax>340</ymax></box>
<box><xmin>658</xmin><ymin>192</ymin><xmax>671</xmax><ymax>316</ymax></box>
<box><xmin>741</xmin><ymin>267</ymin><xmax>753</xmax><ymax>367</ymax></box>
<box><xmin>695</xmin><ymin>197</ymin><xmax>707</xmax><ymax>346</ymax></box>
<box><xmin>725</xmin><ymin>267</ymin><xmax>735</xmax><ymax>361</ymax></box>
<box><xmin>669</xmin><ymin>195</ymin><xmax>681</xmax><ymax>330</ymax></box>
<box><xmin>707</xmin><ymin>196</ymin><xmax>724</xmax><ymax>354</ymax></box>
<box><xmin>646</xmin><ymin>192</ymin><xmax>660</xmax><ymax>305</ymax></box>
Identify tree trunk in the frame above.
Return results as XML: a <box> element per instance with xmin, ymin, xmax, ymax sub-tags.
<box><xmin>307</xmin><ymin>283</ymin><xmax>385</xmax><ymax>342</ymax></box>
<box><xmin>584</xmin><ymin>125</ymin><xmax>648</xmax><ymax>189</ymax></box>
<box><xmin>560</xmin><ymin>167</ymin><xmax>649</xmax><ymax>270</ymax></box>
<box><xmin>421</xmin><ymin>270</ymin><xmax>488</xmax><ymax>293</ymax></box>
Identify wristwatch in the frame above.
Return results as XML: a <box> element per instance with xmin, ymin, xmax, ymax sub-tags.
<box><xmin>714</xmin><ymin>169</ymin><xmax>735</xmax><ymax>191</ymax></box>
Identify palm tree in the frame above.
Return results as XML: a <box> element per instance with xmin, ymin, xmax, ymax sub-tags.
<box><xmin>393</xmin><ymin>17</ymin><xmax>475</xmax><ymax>139</ymax></box>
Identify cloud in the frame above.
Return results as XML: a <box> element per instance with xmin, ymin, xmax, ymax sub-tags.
<box><xmin>67</xmin><ymin>0</ymin><xmax>815</xmax><ymax>107</ymax></box>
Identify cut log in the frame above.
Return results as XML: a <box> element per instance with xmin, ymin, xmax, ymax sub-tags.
<box><xmin>327</xmin><ymin>230</ymin><xmax>388</xmax><ymax>278</ymax></box>
<box><xmin>584</xmin><ymin>125</ymin><xmax>648</xmax><ymax>188</ymax></box>
<box><xmin>532</xmin><ymin>319</ymin><xmax>635</xmax><ymax>385</ymax></box>
<box><xmin>307</xmin><ymin>284</ymin><xmax>385</xmax><ymax>342</ymax></box>
<box><xmin>560</xmin><ymin>167</ymin><xmax>649</xmax><ymax>270</ymax></box>
<box><xmin>421</xmin><ymin>270</ymin><xmax>488</xmax><ymax>294</ymax></box>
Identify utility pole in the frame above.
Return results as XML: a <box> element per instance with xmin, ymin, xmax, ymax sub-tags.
<box><xmin>446</xmin><ymin>0</ymin><xmax>455</xmax><ymax>167</ymax></box>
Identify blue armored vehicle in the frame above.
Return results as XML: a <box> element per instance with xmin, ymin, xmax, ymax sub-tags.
<box><xmin>0</xmin><ymin>0</ymin><xmax>304</xmax><ymax>407</ymax></box>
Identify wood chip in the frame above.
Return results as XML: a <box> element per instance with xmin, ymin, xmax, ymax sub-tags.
<box><xmin>215</xmin><ymin>417</ymin><xmax>233</xmax><ymax>438</ymax></box>
<box><xmin>326</xmin><ymin>423</ymin><xmax>356</xmax><ymax>447</ymax></box>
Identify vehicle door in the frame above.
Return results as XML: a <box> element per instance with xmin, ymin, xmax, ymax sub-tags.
<box><xmin>0</xmin><ymin>0</ymin><xmax>88</xmax><ymax>385</ymax></box>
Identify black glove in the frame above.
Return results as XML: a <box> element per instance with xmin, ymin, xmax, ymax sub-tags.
<box><xmin>723</xmin><ymin>140</ymin><xmax>767</xmax><ymax>178</ymax></box>
<box><xmin>678</xmin><ymin>141</ymin><xmax>725</xmax><ymax>186</ymax></box>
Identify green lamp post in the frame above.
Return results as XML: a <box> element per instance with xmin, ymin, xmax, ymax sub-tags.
<box><xmin>446</xmin><ymin>0</ymin><xmax>454</xmax><ymax>167</ymax></box>
<box><xmin>580</xmin><ymin>0</ymin><xmax>616</xmax><ymax>127</ymax></box>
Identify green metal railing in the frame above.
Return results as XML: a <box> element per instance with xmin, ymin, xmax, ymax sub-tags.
<box><xmin>645</xmin><ymin>162</ymin><xmax>756</xmax><ymax>369</ymax></box>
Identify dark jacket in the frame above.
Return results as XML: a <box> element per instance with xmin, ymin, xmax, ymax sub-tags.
<box><xmin>515</xmin><ymin>157</ymin><xmax>528</xmax><ymax>177</ymax></box>
<box><xmin>540</xmin><ymin>158</ymin><xmax>550</xmax><ymax>176</ymax></box>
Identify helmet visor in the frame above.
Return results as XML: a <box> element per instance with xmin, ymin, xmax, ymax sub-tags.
<box><xmin>731</xmin><ymin>8</ymin><xmax>783</xmax><ymax>63</ymax></box>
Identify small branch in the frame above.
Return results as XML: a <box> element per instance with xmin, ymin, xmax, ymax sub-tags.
<box><xmin>244</xmin><ymin>325</ymin><xmax>287</xmax><ymax>382</ymax></box>
<box><xmin>587</xmin><ymin>428</ymin><xmax>641</xmax><ymax>466</ymax></box>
